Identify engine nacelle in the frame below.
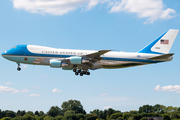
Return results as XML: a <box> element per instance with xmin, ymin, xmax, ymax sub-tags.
<box><xmin>70</xmin><ymin>57</ymin><xmax>89</xmax><ymax>64</ymax></box>
<box><xmin>50</xmin><ymin>60</ymin><xmax>68</xmax><ymax>68</ymax></box>
<box><xmin>70</xmin><ymin>57</ymin><xmax>82</xmax><ymax>64</ymax></box>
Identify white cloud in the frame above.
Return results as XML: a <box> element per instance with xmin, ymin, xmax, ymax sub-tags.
<box><xmin>30</xmin><ymin>94</ymin><xmax>40</xmax><ymax>96</ymax></box>
<box><xmin>52</xmin><ymin>88</ymin><xmax>62</xmax><ymax>93</ymax></box>
<box><xmin>12</xmin><ymin>0</ymin><xmax>176</xmax><ymax>23</ymax></box>
<box><xmin>13</xmin><ymin>90</ymin><xmax>20</xmax><ymax>93</ymax></box>
<box><xmin>103</xmin><ymin>106</ymin><xmax>112</xmax><ymax>109</ymax></box>
<box><xmin>33</xmin><ymin>85</ymin><xmax>40</xmax><ymax>88</ymax></box>
<box><xmin>154</xmin><ymin>85</ymin><xmax>180</xmax><ymax>93</ymax></box>
<box><xmin>0</xmin><ymin>86</ymin><xmax>20</xmax><ymax>93</ymax></box>
<box><xmin>5</xmin><ymin>82</ymin><xmax>13</xmax><ymax>85</ymax></box>
<box><xmin>100</xmin><ymin>93</ymin><xmax>108</xmax><ymax>96</ymax></box>
<box><xmin>12</xmin><ymin>0</ymin><xmax>106</xmax><ymax>15</ymax></box>
<box><xmin>22</xmin><ymin>65</ymin><xmax>28</xmax><ymax>68</ymax></box>
<box><xmin>21</xmin><ymin>89</ymin><xmax>30</xmax><ymax>92</ymax></box>
<box><xmin>109</xmin><ymin>0</ymin><xmax>176</xmax><ymax>23</ymax></box>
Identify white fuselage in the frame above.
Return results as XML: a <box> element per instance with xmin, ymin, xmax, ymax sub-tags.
<box><xmin>2</xmin><ymin>45</ymin><xmax>168</xmax><ymax>70</ymax></box>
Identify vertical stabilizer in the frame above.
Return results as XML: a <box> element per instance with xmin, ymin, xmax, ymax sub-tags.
<box><xmin>138</xmin><ymin>29</ymin><xmax>179</xmax><ymax>54</ymax></box>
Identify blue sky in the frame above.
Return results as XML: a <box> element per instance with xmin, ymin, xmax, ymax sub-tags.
<box><xmin>0</xmin><ymin>0</ymin><xmax>180</xmax><ymax>113</ymax></box>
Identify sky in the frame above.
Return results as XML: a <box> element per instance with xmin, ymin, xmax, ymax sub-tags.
<box><xmin>0</xmin><ymin>0</ymin><xmax>180</xmax><ymax>113</ymax></box>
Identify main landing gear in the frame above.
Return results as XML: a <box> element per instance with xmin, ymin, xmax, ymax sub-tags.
<box><xmin>73</xmin><ymin>69</ymin><xmax>90</xmax><ymax>76</ymax></box>
<box><xmin>17</xmin><ymin>63</ymin><xmax>21</xmax><ymax>71</ymax></box>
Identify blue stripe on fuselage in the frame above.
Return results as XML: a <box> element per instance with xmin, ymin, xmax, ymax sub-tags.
<box><xmin>102</xmin><ymin>57</ymin><xmax>162</xmax><ymax>63</ymax></box>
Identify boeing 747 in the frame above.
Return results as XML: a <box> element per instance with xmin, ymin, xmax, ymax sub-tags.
<box><xmin>1</xmin><ymin>29</ymin><xmax>179</xmax><ymax>76</ymax></box>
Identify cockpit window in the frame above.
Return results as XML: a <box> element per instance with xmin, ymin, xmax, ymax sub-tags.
<box><xmin>13</xmin><ymin>46</ymin><xmax>16</xmax><ymax>48</ymax></box>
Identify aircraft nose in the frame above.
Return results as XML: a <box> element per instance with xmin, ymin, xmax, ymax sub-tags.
<box><xmin>1</xmin><ymin>51</ymin><xmax>7</xmax><ymax>57</ymax></box>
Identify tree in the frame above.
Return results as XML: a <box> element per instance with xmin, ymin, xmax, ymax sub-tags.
<box><xmin>43</xmin><ymin>116</ymin><xmax>55</xmax><ymax>120</ymax></box>
<box><xmin>0</xmin><ymin>117</ymin><xmax>11</xmax><ymax>120</ymax></box>
<box><xmin>140</xmin><ymin>113</ymin><xmax>159</xmax><ymax>117</ymax></box>
<box><xmin>85</xmin><ymin>114</ymin><xmax>98</xmax><ymax>120</ymax></box>
<box><xmin>129</xmin><ymin>110</ymin><xmax>138</xmax><ymax>114</ymax></box>
<box><xmin>25</xmin><ymin>111</ymin><xmax>34</xmax><ymax>116</ymax></box>
<box><xmin>109</xmin><ymin>112</ymin><xmax>122</xmax><ymax>120</ymax></box>
<box><xmin>90</xmin><ymin>109</ymin><xmax>100</xmax><ymax>116</ymax></box>
<box><xmin>123</xmin><ymin>112</ymin><xmax>132</xmax><ymax>120</ymax></box>
<box><xmin>165</xmin><ymin>106</ymin><xmax>178</xmax><ymax>113</ymax></box>
<box><xmin>35</xmin><ymin>111</ymin><xmax>39</xmax><ymax>116</ymax></box>
<box><xmin>64</xmin><ymin>110</ymin><xmax>75</xmax><ymax>115</ymax></box>
<box><xmin>128</xmin><ymin>117</ymin><xmax>133</xmax><ymax>120</ymax></box>
<box><xmin>63</xmin><ymin>114</ymin><xmax>78</xmax><ymax>120</ymax></box>
<box><xmin>153</xmin><ymin>104</ymin><xmax>166</xmax><ymax>114</ymax></box>
<box><xmin>0</xmin><ymin>109</ymin><xmax>2</xmax><ymax>119</ymax></box>
<box><xmin>106</xmin><ymin>108</ymin><xmax>116</xmax><ymax>118</ymax></box>
<box><xmin>20</xmin><ymin>110</ymin><xmax>26</xmax><ymax>116</ymax></box>
<box><xmin>12</xmin><ymin>117</ymin><xmax>22</xmax><ymax>120</ymax></box>
<box><xmin>37</xmin><ymin>115</ymin><xmax>46</xmax><ymax>120</ymax></box>
<box><xmin>17</xmin><ymin>110</ymin><xmax>20</xmax><ymax>117</ymax></box>
<box><xmin>55</xmin><ymin>116</ymin><xmax>63</xmax><ymax>120</ymax></box>
<box><xmin>170</xmin><ymin>111</ymin><xmax>180</xmax><ymax>119</ymax></box>
<box><xmin>178</xmin><ymin>107</ymin><xmax>180</xmax><ymax>112</ymax></box>
<box><xmin>76</xmin><ymin>113</ymin><xmax>85</xmax><ymax>120</ymax></box>
<box><xmin>164</xmin><ymin>106</ymin><xmax>178</xmax><ymax>118</ymax></box>
<box><xmin>140</xmin><ymin>117</ymin><xmax>148</xmax><ymax>120</ymax></box>
<box><xmin>134</xmin><ymin>114</ymin><xmax>142</xmax><ymax>120</ymax></box>
<box><xmin>22</xmin><ymin>114</ymin><xmax>36</xmax><ymax>120</ymax></box>
<box><xmin>39</xmin><ymin>111</ymin><xmax>44</xmax><ymax>116</ymax></box>
<box><xmin>139</xmin><ymin>105</ymin><xmax>153</xmax><ymax>113</ymax></box>
<box><xmin>5</xmin><ymin>110</ymin><xmax>16</xmax><ymax>118</ymax></box>
<box><xmin>0</xmin><ymin>110</ymin><xmax>6</xmax><ymax>119</ymax></box>
<box><xmin>117</xmin><ymin>117</ymin><xmax>123</xmax><ymax>120</ymax></box>
<box><xmin>61</xmin><ymin>100</ymin><xmax>86</xmax><ymax>114</ymax></box>
<box><xmin>100</xmin><ymin>110</ymin><xmax>107</xmax><ymax>120</ymax></box>
<box><xmin>98</xmin><ymin>111</ymin><xmax>103</xmax><ymax>119</ymax></box>
<box><xmin>162</xmin><ymin>114</ymin><xmax>171</xmax><ymax>120</ymax></box>
<box><xmin>47</xmin><ymin>106</ymin><xmax>63</xmax><ymax>117</ymax></box>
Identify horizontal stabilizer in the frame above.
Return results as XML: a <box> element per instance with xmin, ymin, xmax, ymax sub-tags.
<box><xmin>148</xmin><ymin>53</ymin><xmax>174</xmax><ymax>60</ymax></box>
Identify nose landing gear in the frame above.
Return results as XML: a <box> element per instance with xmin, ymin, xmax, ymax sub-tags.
<box><xmin>17</xmin><ymin>63</ymin><xmax>21</xmax><ymax>71</ymax></box>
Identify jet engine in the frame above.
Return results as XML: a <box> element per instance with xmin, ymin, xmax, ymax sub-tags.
<box><xmin>50</xmin><ymin>60</ymin><xmax>68</xmax><ymax>68</ymax></box>
<box><xmin>70</xmin><ymin>57</ymin><xmax>89</xmax><ymax>64</ymax></box>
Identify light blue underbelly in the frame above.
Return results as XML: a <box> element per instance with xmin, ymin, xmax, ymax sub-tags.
<box><xmin>4</xmin><ymin>56</ymin><xmax>37</xmax><ymax>64</ymax></box>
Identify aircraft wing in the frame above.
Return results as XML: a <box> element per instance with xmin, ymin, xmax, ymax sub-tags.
<box><xmin>83</xmin><ymin>50</ymin><xmax>111</xmax><ymax>62</ymax></box>
<box><xmin>32</xmin><ymin>50</ymin><xmax>111</xmax><ymax>67</ymax></box>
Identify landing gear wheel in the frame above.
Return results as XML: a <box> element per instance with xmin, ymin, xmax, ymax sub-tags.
<box><xmin>81</xmin><ymin>71</ymin><xmax>85</xmax><ymax>74</ymax></box>
<box><xmin>80</xmin><ymin>73</ymin><xmax>83</xmax><ymax>76</ymax></box>
<box><xmin>75</xmin><ymin>72</ymin><xmax>79</xmax><ymax>75</ymax></box>
<box><xmin>17</xmin><ymin>67</ymin><xmax>21</xmax><ymax>71</ymax></box>
<box><xmin>86</xmin><ymin>72</ymin><xmax>90</xmax><ymax>75</ymax></box>
<box><xmin>78</xmin><ymin>69</ymin><xmax>81</xmax><ymax>73</ymax></box>
<box><xmin>73</xmin><ymin>69</ymin><xmax>76</xmax><ymax>72</ymax></box>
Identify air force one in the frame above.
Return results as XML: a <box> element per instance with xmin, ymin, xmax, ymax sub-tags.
<box><xmin>1</xmin><ymin>29</ymin><xmax>179</xmax><ymax>76</ymax></box>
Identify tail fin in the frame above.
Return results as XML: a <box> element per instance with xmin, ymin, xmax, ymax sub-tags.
<box><xmin>138</xmin><ymin>29</ymin><xmax>179</xmax><ymax>54</ymax></box>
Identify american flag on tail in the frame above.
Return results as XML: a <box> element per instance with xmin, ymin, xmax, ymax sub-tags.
<box><xmin>160</xmin><ymin>39</ymin><xmax>169</xmax><ymax>44</ymax></box>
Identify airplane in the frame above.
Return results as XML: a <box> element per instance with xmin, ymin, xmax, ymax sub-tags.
<box><xmin>1</xmin><ymin>29</ymin><xmax>179</xmax><ymax>76</ymax></box>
